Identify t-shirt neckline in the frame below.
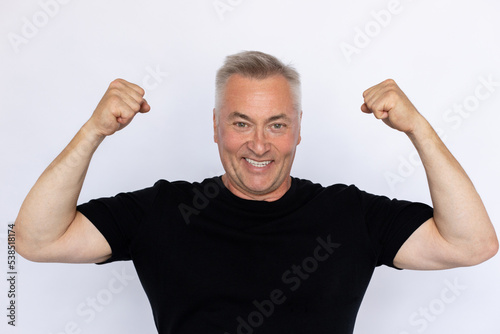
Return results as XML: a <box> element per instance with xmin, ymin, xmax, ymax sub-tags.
<box><xmin>215</xmin><ymin>175</ymin><xmax>299</xmax><ymax>214</ymax></box>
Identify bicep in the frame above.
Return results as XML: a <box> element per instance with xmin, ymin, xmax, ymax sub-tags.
<box><xmin>393</xmin><ymin>218</ymin><xmax>466</xmax><ymax>270</ymax></box>
<box><xmin>35</xmin><ymin>212</ymin><xmax>112</xmax><ymax>263</ymax></box>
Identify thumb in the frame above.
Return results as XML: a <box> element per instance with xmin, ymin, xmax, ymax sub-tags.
<box><xmin>360</xmin><ymin>103</ymin><xmax>371</xmax><ymax>114</ymax></box>
<box><xmin>140</xmin><ymin>99</ymin><xmax>151</xmax><ymax>113</ymax></box>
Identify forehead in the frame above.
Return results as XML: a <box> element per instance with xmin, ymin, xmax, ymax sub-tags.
<box><xmin>221</xmin><ymin>74</ymin><xmax>295</xmax><ymax>115</ymax></box>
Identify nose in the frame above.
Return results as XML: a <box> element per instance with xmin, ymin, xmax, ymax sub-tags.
<box><xmin>247</xmin><ymin>128</ymin><xmax>270</xmax><ymax>156</ymax></box>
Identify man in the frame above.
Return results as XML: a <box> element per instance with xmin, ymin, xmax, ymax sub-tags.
<box><xmin>14</xmin><ymin>51</ymin><xmax>498</xmax><ymax>333</ymax></box>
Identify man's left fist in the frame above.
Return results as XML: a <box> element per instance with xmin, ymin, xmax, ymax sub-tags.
<box><xmin>361</xmin><ymin>79</ymin><xmax>422</xmax><ymax>134</ymax></box>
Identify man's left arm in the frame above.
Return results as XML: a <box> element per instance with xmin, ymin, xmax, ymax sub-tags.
<box><xmin>361</xmin><ymin>79</ymin><xmax>498</xmax><ymax>270</ymax></box>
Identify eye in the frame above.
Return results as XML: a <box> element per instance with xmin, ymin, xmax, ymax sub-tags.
<box><xmin>272</xmin><ymin>123</ymin><xmax>285</xmax><ymax>129</ymax></box>
<box><xmin>234</xmin><ymin>122</ymin><xmax>247</xmax><ymax>128</ymax></box>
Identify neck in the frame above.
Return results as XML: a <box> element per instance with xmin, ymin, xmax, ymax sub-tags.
<box><xmin>221</xmin><ymin>174</ymin><xmax>292</xmax><ymax>202</ymax></box>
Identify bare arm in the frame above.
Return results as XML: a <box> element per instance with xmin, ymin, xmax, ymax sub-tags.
<box><xmin>361</xmin><ymin>79</ymin><xmax>498</xmax><ymax>270</ymax></box>
<box><xmin>14</xmin><ymin>79</ymin><xmax>150</xmax><ymax>263</ymax></box>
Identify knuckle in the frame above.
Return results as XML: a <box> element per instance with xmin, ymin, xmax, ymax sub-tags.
<box><xmin>122</xmin><ymin>110</ymin><xmax>135</xmax><ymax>120</ymax></box>
<box><xmin>109</xmin><ymin>78</ymin><xmax>124</xmax><ymax>88</ymax></box>
<box><xmin>384</xmin><ymin>78</ymin><xmax>396</xmax><ymax>85</ymax></box>
<box><xmin>137</xmin><ymin>86</ymin><xmax>145</xmax><ymax>96</ymax></box>
<box><xmin>386</xmin><ymin>90</ymin><xmax>400</xmax><ymax>100</ymax></box>
<box><xmin>107</xmin><ymin>94</ymin><xmax>122</xmax><ymax>105</ymax></box>
<box><xmin>131</xmin><ymin>101</ymin><xmax>141</xmax><ymax>111</ymax></box>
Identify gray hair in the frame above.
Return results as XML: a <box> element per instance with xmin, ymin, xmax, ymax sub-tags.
<box><xmin>214</xmin><ymin>51</ymin><xmax>302</xmax><ymax>115</ymax></box>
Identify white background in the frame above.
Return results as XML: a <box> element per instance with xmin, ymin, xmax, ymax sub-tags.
<box><xmin>1</xmin><ymin>0</ymin><xmax>499</xmax><ymax>333</ymax></box>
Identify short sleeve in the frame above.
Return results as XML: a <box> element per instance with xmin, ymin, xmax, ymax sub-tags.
<box><xmin>355</xmin><ymin>187</ymin><xmax>434</xmax><ymax>269</ymax></box>
<box><xmin>77</xmin><ymin>181</ymin><xmax>163</xmax><ymax>264</ymax></box>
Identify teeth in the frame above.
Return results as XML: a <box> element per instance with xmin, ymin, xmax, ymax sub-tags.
<box><xmin>245</xmin><ymin>158</ymin><xmax>272</xmax><ymax>168</ymax></box>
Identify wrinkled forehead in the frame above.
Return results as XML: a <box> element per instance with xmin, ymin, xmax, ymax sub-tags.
<box><xmin>219</xmin><ymin>74</ymin><xmax>298</xmax><ymax>117</ymax></box>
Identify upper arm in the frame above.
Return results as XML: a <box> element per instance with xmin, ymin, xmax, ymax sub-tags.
<box><xmin>25</xmin><ymin>211</ymin><xmax>112</xmax><ymax>264</ymax></box>
<box><xmin>394</xmin><ymin>217</ymin><xmax>477</xmax><ymax>270</ymax></box>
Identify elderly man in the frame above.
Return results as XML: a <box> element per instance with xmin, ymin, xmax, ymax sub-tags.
<box><xmin>14</xmin><ymin>51</ymin><xmax>498</xmax><ymax>333</ymax></box>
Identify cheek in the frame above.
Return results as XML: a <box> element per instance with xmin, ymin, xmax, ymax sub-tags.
<box><xmin>275</xmin><ymin>132</ymin><xmax>300</xmax><ymax>154</ymax></box>
<box><xmin>219</xmin><ymin>128</ymin><xmax>245</xmax><ymax>154</ymax></box>
<box><xmin>279</xmin><ymin>142</ymin><xmax>297</xmax><ymax>157</ymax></box>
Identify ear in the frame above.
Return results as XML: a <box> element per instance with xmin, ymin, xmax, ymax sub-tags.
<box><xmin>213</xmin><ymin>108</ymin><xmax>218</xmax><ymax>143</ymax></box>
<box><xmin>297</xmin><ymin>111</ymin><xmax>302</xmax><ymax>145</ymax></box>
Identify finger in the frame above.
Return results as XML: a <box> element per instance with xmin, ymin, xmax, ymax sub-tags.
<box><xmin>126</xmin><ymin>81</ymin><xmax>146</xmax><ymax>97</ymax></box>
<box><xmin>362</xmin><ymin>80</ymin><xmax>385</xmax><ymax>99</ymax></box>
<box><xmin>112</xmin><ymin>103</ymin><xmax>136</xmax><ymax>124</ymax></box>
<box><xmin>362</xmin><ymin>86</ymin><xmax>375</xmax><ymax>99</ymax></box>
<box><xmin>139</xmin><ymin>99</ymin><xmax>151</xmax><ymax>113</ymax></box>
<box><xmin>128</xmin><ymin>86</ymin><xmax>147</xmax><ymax>104</ymax></box>
<box><xmin>120</xmin><ymin>85</ymin><xmax>147</xmax><ymax>107</ymax></box>
<box><xmin>362</xmin><ymin>86</ymin><xmax>384</xmax><ymax>111</ymax></box>
<box><xmin>108</xmin><ymin>79</ymin><xmax>146</xmax><ymax>108</ymax></box>
<box><xmin>362</xmin><ymin>92</ymin><xmax>380</xmax><ymax>113</ymax></box>
<box><xmin>360</xmin><ymin>103</ymin><xmax>371</xmax><ymax>113</ymax></box>
<box><xmin>373</xmin><ymin>110</ymin><xmax>389</xmax><ymax>120</ymax></box>
<box><xmin>362</xmin><ymin>81</ymin><xmax>379</xmax><ymax>98</ymax></box>
<box><xmin>116</xmin><ymin>90</ymin><xmax>142</xmax><ymax>113</ymax></box>
<box><xmin>113</xmin><ymin>78</ymin><xmax>146</xmax><ymax>98</ymax></box>
<box><xmin>370</xmin><ymin>95</ymin><xmax>394</xmax><ymax>119</ymax></box>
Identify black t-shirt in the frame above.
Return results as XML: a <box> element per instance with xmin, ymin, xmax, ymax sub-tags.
<box><xmin>77</xmin><ymin>176</ymin><xmax>433</xmax><ymax>334</ymax></box>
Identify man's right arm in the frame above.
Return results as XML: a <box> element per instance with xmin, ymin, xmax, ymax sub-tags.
<box><xmin>13</xmin><ymin>79</ymin><xmax>150</xmax><ymax>263</ymax></box>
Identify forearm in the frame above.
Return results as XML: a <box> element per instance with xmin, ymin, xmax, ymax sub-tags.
<box><xmin>407</xmin><ymin>116</ymin><xmax>498</xmax><ymax>259</ymax></box>
<box><xmin>15</xmin><ymin>122</ymin><xmax>104</xmax><ymax>252</ymax></box>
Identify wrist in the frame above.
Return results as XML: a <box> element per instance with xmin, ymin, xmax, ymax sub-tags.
<box><xmin>78</xmin><ymin>121</ymin><xmax>106</xmax><ymax>155</ymax></box>
<box><xmin>405</xmin><ymin>116</ymin><xmax>442</xmax><ymax>160</ymax></box>
<box><xmin>405</xmin><ymin>114</ymin><xmax>432</xmax><ymax>140</ymax></box>
<box><xmin>81</xmin><ymin>120</ymin><xmax>106</xmax><ymax>143</ymax></box>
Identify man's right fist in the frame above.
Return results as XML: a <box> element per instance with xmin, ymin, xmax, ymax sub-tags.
<box><xmin>87</xmin><ymin>79</ymin><xmax>150</xmax><ymax>137</ymax></box>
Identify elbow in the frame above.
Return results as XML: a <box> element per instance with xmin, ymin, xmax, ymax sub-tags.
<box><xmin>466</xmin><ymin>234</ymin><xmax>499</xmax><ymax>266</ymax></box>
<box><xmin>15</xmin><ymin>243</ymin><xmax>48</xmax><ymax>263</ymax></box>
<box><xmin>12</xmin><ymin>219</ymin><xmax>47</xmax><ymax>263</ymax></box>
<box><xmin>12</xmin><ymin>222</ymin><xmax>32</xmax><ymax>262</ymax></box>
<box><xmin>484</xmin><ymin>235</ymin><xmax>499</xmax><ymax>261</ymax></box>
<box><xmin>483</xmin><ymin>228</ymin><xmax>499</xmax><ymax>262</ymax></box>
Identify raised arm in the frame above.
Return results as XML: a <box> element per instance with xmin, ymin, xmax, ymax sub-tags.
<box><xmin>361</xmin><ymin>79</ymin><xmax>498</xmax><ymax>270</ymax></box>
<box><xmin>14</xmin><ymin>79</ymin><xmax>150</xmax><ymax>263</ymax></box>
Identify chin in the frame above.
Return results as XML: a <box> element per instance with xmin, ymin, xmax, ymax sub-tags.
<box><xmin>242</xmin><ymin>177</ymin><xmax>280</xmax><ymax>195</ymax></box>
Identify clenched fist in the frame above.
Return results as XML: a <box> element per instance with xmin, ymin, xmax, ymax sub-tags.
<box><xmin>361</xmin><ymin>79</ymin><xmax>423</xmax><ymax>134</ymax></box>
<box><xmin>87</xmin><ymin>79</ymin><xmax>150</xmax><ymax>137</ymax></box>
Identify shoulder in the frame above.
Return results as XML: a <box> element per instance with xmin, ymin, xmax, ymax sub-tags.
<box><xmin>291</xmin><ymin>177</ymin><xmax>371</xmax><ymax>206</ymax></box>
<box><xmin>152</xmin><ymin>176</ymin><xmax>225</xmax><ymax>197</ymax></box>
<box><xmin>292</xmin><ymin>177</ymin><xmax>364</xmax><ymax>196</ymax></box>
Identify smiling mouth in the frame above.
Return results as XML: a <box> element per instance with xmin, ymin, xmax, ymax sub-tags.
<box><xmin>245</xmin><ymin>158</ymin><xmax>272</xmax><ymax>168</ymax></box>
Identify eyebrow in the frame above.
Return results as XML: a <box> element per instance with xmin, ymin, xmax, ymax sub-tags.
<box><xmin>228</xmin><ymin>111</ymin><xmax>290</xmax><ymax>123</ymax></box>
